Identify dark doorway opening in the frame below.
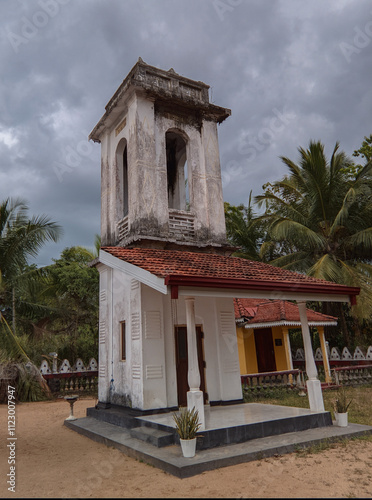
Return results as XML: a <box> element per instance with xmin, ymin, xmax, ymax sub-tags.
<box><xmin>254</xmin><ymin>327</ymin><xmax>277</xmax><ymax>373</ymax></box>
<box><xmin>175</xmin><ymin>325</ymin><xmax>207</xmax><ymax>406</ymax></box>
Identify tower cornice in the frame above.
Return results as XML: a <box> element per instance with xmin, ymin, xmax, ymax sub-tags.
<box><xmin>89</xmin><ymin>58</ymin><xmax>231</xmax><ymax>143</ymax></box>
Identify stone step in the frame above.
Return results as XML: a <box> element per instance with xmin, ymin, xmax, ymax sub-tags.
<box><xmin>86</xmin><ymin>406</ymin><xmax>138</xmax><ymax>429</ymax></box>
<box><xmin>130</xmin><ymin>426</ymin><xmax>175</xmax><ymax>447</ymax></box>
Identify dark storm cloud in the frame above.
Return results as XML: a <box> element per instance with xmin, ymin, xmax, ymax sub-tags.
<box><xmin>1</xmin><ymin>0</ymin><xmax>371</xmax><ymax>265</ymax></box>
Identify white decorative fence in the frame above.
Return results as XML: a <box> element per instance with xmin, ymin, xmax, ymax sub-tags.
<box><xmin>293</xmin><ymin>345</ymin><xmax>372</xmax><ymax>363</ymax></box>
<box><xmin>293</xmin><ymin>345</ymin><xmax>372</xmax><ymax>387</ymax></box>
<box><xmin>40</xmin><ymin>357</ymin><xmax>98</xmax><ymax>394</ymax></box>
<box><xmin>242</xmin><ymin>346</ymin><xmax>372</xmax><ymax>393</ymax></box>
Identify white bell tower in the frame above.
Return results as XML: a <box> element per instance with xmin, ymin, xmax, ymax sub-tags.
<box><xmin>90</xmin><ymin>58</ymin><xmax>232</xmax><ymax>253</ymax></box>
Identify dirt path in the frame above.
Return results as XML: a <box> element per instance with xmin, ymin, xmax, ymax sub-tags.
<box><xmin>1</xmin><ymin>397</ymin><xmax>372</xmax><ymax>498</ymax></box>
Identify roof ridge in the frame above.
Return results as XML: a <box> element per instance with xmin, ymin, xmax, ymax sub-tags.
<box><xmin>279</xmin><ymin>300</ymin><xmax>287</xmax><ymax>320</ymax></box>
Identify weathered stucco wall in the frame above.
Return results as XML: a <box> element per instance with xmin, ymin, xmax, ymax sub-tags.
<box><xmin>99</xmin><ymin>83</ymin><xmax>229</xmax><ymax>250</ymax></box>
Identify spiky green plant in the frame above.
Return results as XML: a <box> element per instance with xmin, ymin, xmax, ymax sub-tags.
<box><xmin>334</xmin><ymin>385</ymin><xmax>353</xmax><ymax>414</ymax></box>
<box><xmin>172</xmin><ymin>406</ymin><xmax>201</xmax><ymax>440</ymax></box>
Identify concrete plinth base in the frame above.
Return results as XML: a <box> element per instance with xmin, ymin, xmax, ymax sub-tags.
<box><xmin>65</xmin><ymin>402</ymin><xmax>372</xmax><ymax>478</ymax></box>
<box><xmin>187</xmin><ymin>390</ymin><xmax>205</xmax><ymax>430</ymax></box>
<box><xmin>306</xmin><ymin>379</ymin><xmax>324</xmax><ymax>411</ymax></box>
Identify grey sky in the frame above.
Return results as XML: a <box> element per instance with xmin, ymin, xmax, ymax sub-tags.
<box><xmin>1</xmin><ymin>0</ymin><xmax>371</xmax><ymax>266</ymax></box>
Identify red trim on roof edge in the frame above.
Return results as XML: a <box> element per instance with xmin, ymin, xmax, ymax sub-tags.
<box><xmin>164</xmin><ymin>275</ymin><xmax>360</xmax><ymax>297</ymax></box>
<box><xmin>350</xmin><ymin>295</ymin><xmax>357</xmax><ymax>306</ymax></box>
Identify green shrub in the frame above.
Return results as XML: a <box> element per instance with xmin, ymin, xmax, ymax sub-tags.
<box><xmin>173</xmin><ymin>406</ymin><xmax>201</xmax><ymax>439</ymax></box>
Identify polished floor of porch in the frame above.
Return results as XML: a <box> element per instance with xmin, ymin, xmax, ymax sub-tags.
<box><xmin>137</xmin><ymin>402</ymin><xmax>323</xmax><ymax>431</ymax></box>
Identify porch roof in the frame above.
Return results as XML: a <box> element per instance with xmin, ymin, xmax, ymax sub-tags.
<box><xmin>100</xmin><ymin>247</ymin><xmax>359</xmax><ymax>303</ymax></box>
<box><xmin>234</xmin><ymin>298</ymin><xmax>338</xmax><ymax>328</ymax></box>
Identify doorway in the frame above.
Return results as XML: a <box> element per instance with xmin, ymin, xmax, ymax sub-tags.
<box><xmin>175</xmin><ymin>325</ymin><xmax>207</xmax><ymax>406</ymax></box>
<box><xmin>254</xmin><ymin>327</ymin><xmax>277</xmax><ymax>373</ymax></box>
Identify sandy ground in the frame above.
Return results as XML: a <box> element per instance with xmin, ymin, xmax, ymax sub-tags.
<box><xmin>1</xmin><ymin>397</ymin><xmax>372</xmax><ymax>499</ymax></box>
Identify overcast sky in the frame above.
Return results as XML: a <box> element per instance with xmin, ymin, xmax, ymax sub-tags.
<box><xmin>1</xmin><ymin>0</ymin><xmax>371</xmax><ymax>266</ymax></box>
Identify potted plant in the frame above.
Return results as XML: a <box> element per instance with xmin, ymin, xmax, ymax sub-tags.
<box><xmin>172</xmin><ymin>406</ymin><xmax>202</xmax><ymax>458</ymax></box>
<box><xmin>333</xmin><ymin>385</ymin><xmax>352</xmax><ymax>427</ymax></box>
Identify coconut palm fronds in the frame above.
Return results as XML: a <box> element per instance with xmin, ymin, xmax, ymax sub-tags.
<box><xmin>0</xmin><ymin>314</ymin><xmax>51</xmax><ymax>403</ymax></box>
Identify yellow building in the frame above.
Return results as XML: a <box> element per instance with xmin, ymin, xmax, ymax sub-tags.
<box><xmin>235</xmin><ymin>298</ymin><xmax>337</xmax><ymax>383</ymax></box>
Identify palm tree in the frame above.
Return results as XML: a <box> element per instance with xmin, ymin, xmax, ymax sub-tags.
<box><xmin>255</xmin><ymin>140</ymin><xmax>372</xmax><ymax>342</ymax></box>
<box><xmin>0</xmin><ymin>198</ymin><xmax>62</xmax><ymax>402</ymax></box>
<box><xmin>0</xmin><ymin>198</ymin><xmax>62</xmax><ymax>330</ymax></box>
<box><xmin>224</xmin><ymin>192</ymin><xmax>263</xmax><ymax>260</ymax></box>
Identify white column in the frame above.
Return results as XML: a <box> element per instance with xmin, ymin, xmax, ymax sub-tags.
<box><xmin>297</xmin><ymin>301</ymin><xmax>325</xmax><ymax>412</ymax></box>
<box><xmin>185</xmin><ymin>297</ymin><xmax>205</xmax><ymax>430</ymax></box>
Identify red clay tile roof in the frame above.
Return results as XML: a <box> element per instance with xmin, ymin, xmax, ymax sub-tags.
<box><xmin>234</xmin><ymin>298</ymin><xmax>338</xmax><ymax>325</ymax></box>
<box><xmin>101</xmin><ymin>247</ymin><xmax>359</xmax><ymax>299</ymax></box>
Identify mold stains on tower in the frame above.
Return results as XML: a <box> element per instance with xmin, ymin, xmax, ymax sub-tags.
<box><xmin>90</xmin><ymin>58</ymin><xmax>232</xmax><ymax>253</ymax></box>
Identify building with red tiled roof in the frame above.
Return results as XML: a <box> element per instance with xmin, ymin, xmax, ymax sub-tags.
<box><xmin>101</xmin><ymin>246</ymin><xmax>358</xmax><ymax>303</ymax></box>
<box><xmin>234</xmin><ymin>298</ymin><xmax>336</xmax><ymax>383</ymax></box>
<box><xmin>234</xmin><ymin>298</ymin><xmax>338</xmax><ymax>327</ymax></box>
<box><xmin>91</xmin><ymin>60</ymin><xmax>359</xmax><ymax>420</ymax></box>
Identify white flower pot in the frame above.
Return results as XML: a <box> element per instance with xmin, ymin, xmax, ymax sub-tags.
<box><xmin>335</xmin><ymin>412</ymin><xmax>348</xmax><ymax>427</ymax></box>
<box><xmin>180</xmin><ymin>438</ymin><xmax>197</xmax><ymax>458</ymax></box>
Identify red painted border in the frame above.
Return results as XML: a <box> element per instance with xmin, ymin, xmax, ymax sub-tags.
<box><xmin>164</xmin><ymin>275</ymin><xmax>360</xmax><ymax>299</ymax></box>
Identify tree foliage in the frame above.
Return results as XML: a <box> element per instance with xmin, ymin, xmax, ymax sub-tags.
<box><xmin>0</xmin><ymin>198</ymin><xmax>62</xmax><ymax>286</ymax></box>
<box><xmin>254</xmin><ymin>140</ymin><xmax>372</xmax><ymax>321</ymax></box>
<box><xmin>224</xmin><ymin>191</ymin><xmax>263</xmax><ymax>260</ymax></box>
<box><xmin>18</xmin><ymin>245</ymin><xmax>100</xmax><ymax>365</ymax></box>
<box><xmin>0</xmin><ymin>198</ymin><xmax>62</xmax><ymax>401</ymax></box>
<box><xmin>0</xmin><ymin>198</ymin><xmax>62</xmax><ymax>331</ymax></box>
<box><xmin>225</xmin><ymin>137</ymin><xmax>372</xmax><ymax>347</ymax></box>
<box><xmin>353</xmin><ymin>134</ymin><xmax>372</xmax><ymax>164</ymax></box>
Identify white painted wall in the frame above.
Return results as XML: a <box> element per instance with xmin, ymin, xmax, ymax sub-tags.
<box><xmin>99</xmin><ymin>263</ymin><xmax>243</xmax><ymax>410</ymax></box>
